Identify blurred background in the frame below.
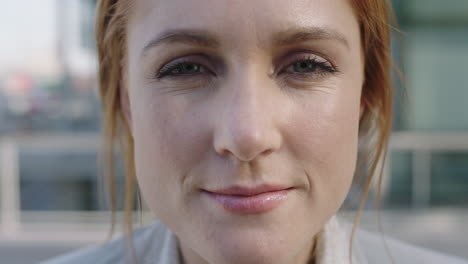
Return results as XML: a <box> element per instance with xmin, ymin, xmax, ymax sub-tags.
<box><xmin>0</xmin><ymin>0</ymin><xmax>467</xmax><ymax>263</ymax></box>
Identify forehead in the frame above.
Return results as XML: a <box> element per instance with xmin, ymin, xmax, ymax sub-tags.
<box><xmin>128</xmin><ymin>0</ymin><xmax>360</xmax><ymax>51</ymax></box>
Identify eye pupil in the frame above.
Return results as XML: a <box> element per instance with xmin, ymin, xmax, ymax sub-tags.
<box><xmin>173</xmin><ymin>63</ymin><xmax>200</xmax><ymax>74</ymax></box>
<box><xmin>294</xmin><ymin>61</ymin><xmax>317</xmax><ymax>73</ymax></box>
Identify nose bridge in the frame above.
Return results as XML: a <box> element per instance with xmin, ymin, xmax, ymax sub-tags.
<box><xmin>230</xmin><ymin>71</ymin><xmax>267</xmax><ymax>141</ymax></box>
<box><xmin>214</xmin><ymin>64</ymin><xmax>281</xmax><ymax>162</ymax></box>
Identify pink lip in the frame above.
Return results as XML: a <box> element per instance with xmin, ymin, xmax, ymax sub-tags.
<box><xmin>203</xmin><ymin>185</ymin><xmax>292</xmax><ymax>214</ymax></box>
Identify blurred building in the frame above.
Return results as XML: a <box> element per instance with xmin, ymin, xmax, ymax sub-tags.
<box><xmin>0</xmin><ymin>0</ymin><xmax>105</xmax><ymax>213</ymax></box>
<box><xmin>57</xmin><ymin>0</ymin><xmax>97</xmax><ymax>78</ymax></box>
<box><xmin>384</xmin><ymin>0</ymin><xmax>468</xmax><ymax>208</ymax></box>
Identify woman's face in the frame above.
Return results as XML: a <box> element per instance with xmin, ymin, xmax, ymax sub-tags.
<box><xmin>124</xmin><ymin>0</ymin><xmax>363</xmax><ymax>263</ymax></box>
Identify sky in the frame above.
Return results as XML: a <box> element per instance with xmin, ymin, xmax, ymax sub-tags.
<box><xmin>0</xmin><ymin>1</ymin><xmax>58</xmax><ymax>75</ymax></box>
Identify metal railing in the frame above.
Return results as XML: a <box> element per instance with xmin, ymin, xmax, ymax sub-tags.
<box><xmin>0</xmin><ymin>133</ymin><xmax>102</xmax><ymax>241</ymax></box>
<box><xmin>386</xmin><ymin>132</ymin><xmax>468</xmax><ymax>207</ymax></box>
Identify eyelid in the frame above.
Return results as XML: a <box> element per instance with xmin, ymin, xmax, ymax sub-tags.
<box><xmin>292</xmin><ymin>53</ymin><xmax>323</xmax><ymax>63</ymax></box>
<box><xmin>288</xmin><ymin>56</ymin><xmax>338</xmax><ymax>76</ymax></box>
<box><xmin>275</xmin><ymin>49</ymin><xmax>338</xmax><ymax>71</ymax></box>
<box><xmin>156</xmin><ymin>54</ymin><xmax>216</xmax><ymax>78</ymax></box>
<box><xmin>154</xmin><ymin>50</ymin><xmax>338</xmax><ymax>80</ymax></box>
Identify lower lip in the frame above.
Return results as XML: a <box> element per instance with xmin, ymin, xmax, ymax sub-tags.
<box><xmin>204</xmin><ymin>189</ymin><xmax>290</xmax><ymax>214</ymax></box>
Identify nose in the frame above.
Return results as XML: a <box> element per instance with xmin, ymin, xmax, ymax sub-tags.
<box><xmin>213</xmin><ymin>70</ymin><xmax>282</xmax><ymax>162</ymax></box>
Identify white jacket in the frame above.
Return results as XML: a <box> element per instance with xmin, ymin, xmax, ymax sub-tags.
<box><xmin>41</xmin><ymin>215</ymin><xmax>468</xmax><ymax>264</ymax></box>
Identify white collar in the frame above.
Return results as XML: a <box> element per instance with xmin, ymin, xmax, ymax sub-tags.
<box><xmin>315</xmin><ymin>215</ymin><xmax>368</xmax><ymax>264</ymax></box>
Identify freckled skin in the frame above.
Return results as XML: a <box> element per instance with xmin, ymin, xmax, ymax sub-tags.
<box><xmin>123</xmin><ymin>0</ymin><xmax>364</xmax><ymax>264</ymax></box>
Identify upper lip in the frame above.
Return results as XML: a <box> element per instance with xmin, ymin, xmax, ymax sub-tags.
<box><xmin>204</xmin><ymin>184</ymin><xmax>292</xmax><ymax>196</ymax></box>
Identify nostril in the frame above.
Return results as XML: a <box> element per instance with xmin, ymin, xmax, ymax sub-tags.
<box><xmin>261</xmin><ymin>149</ymin><xmax>274</xmax><ymax>156</ymax></box>
<box><xmin>216</xmin><ymin>145</ymin><xmax>276</xmax><ymax>162</ymax></box>
<box><xmin>217</xmin><ymin>148</ymin><xmax>233</xmax><ymax>157</ymax></box>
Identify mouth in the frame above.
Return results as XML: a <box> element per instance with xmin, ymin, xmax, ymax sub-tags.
<box><xmin>202</xmin><ymin>185</ymin><xmax>294</xmax><ymax>215</ymax></box>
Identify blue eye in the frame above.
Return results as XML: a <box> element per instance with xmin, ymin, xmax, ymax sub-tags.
<box><xmin>155</xmin><ymin>56</ymin><xmax>337</xmax><ymax>80</ymax></box>
<box><xmin>288</xmin><ymin>59</ymin><xmax>336</xmax><ymax>74</ymax></box>
<box><xmin>293</xmin><ymin>60</ymin><xmax>318</xmax><ymax>72</ymax></box>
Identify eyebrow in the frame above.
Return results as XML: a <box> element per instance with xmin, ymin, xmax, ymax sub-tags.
<box><xmin>141</xmin><ymin>26</ymin><xmax>349</xmax><ymax>57</ymax></box>
<box><xmin>141</xmin><ymin>29</ymin><xmax>220</xmax><ymax>57</ymax></box>
<box><xmin>273</xmin><ymin>27</ymin><xmax>349</xmax><ymax>49</ymax></box>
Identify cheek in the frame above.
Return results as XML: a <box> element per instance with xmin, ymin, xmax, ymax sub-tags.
<box><xmin>130</xmin><ymin>94</ymin><xmax>211</xmax><ymax>215</ymax></box>
<box><xmin>288</xmin><ymin>90</ymin><xmax>361</xmax><ymax>196</ymax></box>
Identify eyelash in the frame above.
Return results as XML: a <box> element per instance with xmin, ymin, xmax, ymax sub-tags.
<box><xmin>155</xmin><ymin>55</ymin><xmax>338</xmax><ymax>80</ymax></box>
